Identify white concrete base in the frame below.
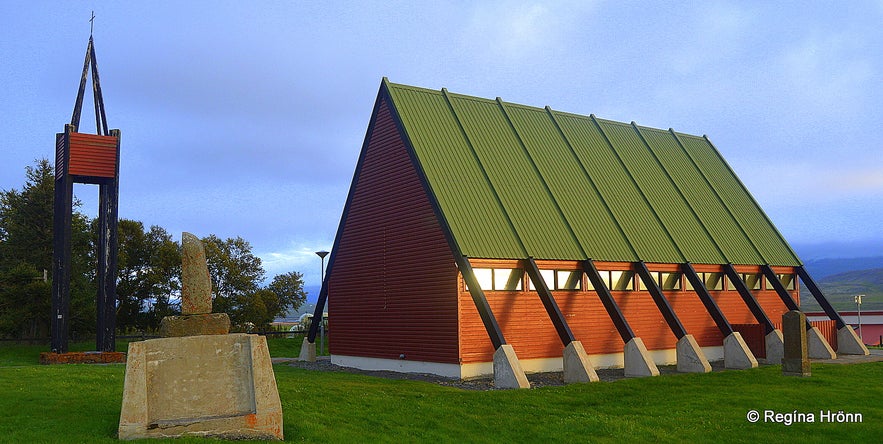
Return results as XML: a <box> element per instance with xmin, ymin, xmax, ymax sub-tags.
<box><xmin>676</xmin><ymin>335</ymin><xmax>711</xmax><ymax>373</ymax></box>
<box><xmin>493</xmin><ymin>345</ymin><xmax>530</xmax><ymax>389</ymax></box>
<box><xmin>563</xmin><ymin>341</ymin><xmax>599</xmax><ymax>383</ymax></box>
<box><xmin>723</xmin><ymin>332</ymin><xmax>758</xmax><ymax>369</ymax></box>
<box><xmin>763</xmin><ymin>329</ymin><xmax>784</xmax><ymax>365</ymax></box>
<box><xmin>807</xmin><ymin>326</ymin><xmax>837</xmax><ymax>359</ymax></box>
<box><xmin>298</xmin><ymin>337</ymin><xmax>316</xmax><ymax>362</ymax></box>
<box><xmin>836</xmin><ymin>326</ymin><xmax>869</xmax><ymax>355</ymax></box>
<box><xmin>624</xmin><ymin>337</ymin><xmax>659</xmax><ymax>377</ymax></box>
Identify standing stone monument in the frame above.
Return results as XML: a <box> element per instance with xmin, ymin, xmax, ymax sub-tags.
<box><xmin>781</xmin><ymin>310</ymin><xmax>811</xmax><ymax>377</ymax></box>
<box><xmin>119</xmin><ymin>233</ymin><xmax>283</xmax><ymax>440</ymax></box>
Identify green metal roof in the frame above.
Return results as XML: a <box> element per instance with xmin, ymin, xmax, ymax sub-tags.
<box><xmin>383</xmin><ymin>79</ymin><xmax>801</xmax><ymax>266</ymax></box>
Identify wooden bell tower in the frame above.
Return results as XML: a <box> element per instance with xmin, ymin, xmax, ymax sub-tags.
<box><xmin>51</xmin><ymin>31</ymin><xmax>121</xmax><ymax>353</ymax></box>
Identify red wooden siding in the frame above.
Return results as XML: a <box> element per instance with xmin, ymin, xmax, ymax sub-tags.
<box><xmin>328</xmin><ymin>96</ymin><xmax>460</xmax><ymax>364</ymax></box>
<box><xmin>68</xmin><ymin>132</ymin><xmax>118</xmax><ymax>178</ymax></box>
<box><xmin>459</xmin><ymin>260</ymin><xmax>799</xmax><ymax>363</ymax></box>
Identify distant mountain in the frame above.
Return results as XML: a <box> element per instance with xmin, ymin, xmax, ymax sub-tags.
<box><xmin>800</xmin><ymin>267</ymin><xmax>883</xmax><ymax>312</ymax></box>
<box><xmin>801</xmin><ymin>256</ymin><xmax>883</xmax><ymax>280</ymax></box>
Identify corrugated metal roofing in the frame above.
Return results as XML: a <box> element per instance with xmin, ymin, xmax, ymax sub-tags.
<box><xmin>383</xmin><ymin>79</ymin><xmax>801</xmax><ymax>266</ymax></box>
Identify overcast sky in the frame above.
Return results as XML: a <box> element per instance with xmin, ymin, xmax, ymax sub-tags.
<box><xmin>2</xmin><ymin>1</ymin><xmax>881</xmax><ymax>291</ymax></box>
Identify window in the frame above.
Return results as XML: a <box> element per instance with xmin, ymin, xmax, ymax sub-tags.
<box><xmin>661</xmin><ymin>272</ymin><xmax>682</xmax><ymax>291</ymax></box>
<box><xmin>473</xmin><ymin>268</ymin><xmax>493</xmax><ymax>291</ymax></box>
<box><xmin>558</xmin><ymin>270</ymin><xmax>582</xmax><ymax>290</ymax></box>
<box><xmin>529</xmin><ymin>269</ymin><xmax>555</xmax><ymax>290</ymax></box>
<box><xmin>494</xmin><ymin>268</ymin><xmax>523</xmax><ymax>291</ymax></box>
<box><xmin>777</xmin><ymin>274</ymin><xmax>795</xmax><ymax>291</ymax></box>
<box><xmin>705</xmin><ymin>272</ymin><xmax>724</xmax><ymax>291</ymax></box>
<box><xmin>742</xmin><ymin>273</ymin><xmax>761</xmax><ymax>290</ymax></box>
<box><xmin>610</xmin><ymin>270</ymin><xmax>634</xmax><ymax>291</ymax></box>
<box><xmin>529</xmin><ymin>269</ymin><xmax>582</xmax><ymax>290</ymax></box>
<box><xmin>470</xmin><ymin>268</ymin><xmax>523</xmax><ymax>291</ymax></box>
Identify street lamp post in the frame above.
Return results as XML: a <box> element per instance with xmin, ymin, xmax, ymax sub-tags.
<box><xmin>854</xmin><ymin>294</ymin><xmax>864</xmax><ymax>343</ymax></box>
<box><xmin>316</xmin><ymin>251</ymin><xmax>329</xmax><ymax>355</ymax></box>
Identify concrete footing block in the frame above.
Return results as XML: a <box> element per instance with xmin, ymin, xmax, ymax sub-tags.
<box><xmin>623</xmin><ymin>337</ymin><xmax>659</xmax><ymax>377</ymax></box>
<box><xmin>493</xmin><ymin>345</ymin><xmax>530</xmax><ymax>389</ymax></box>
<box><xmin>836</xmin><ymin>325</ymin><xmax>869</xmax><ymax>355</ymax></box>
<box><xmin>563</xmin><ymin>341</ymin><xmax>599</xmax><ymax>383</ymax></box>
<box><xmin>807</xmin><ymin>326</ymin><xmax>836</xmax><ymax>359</ymax></box>
<box><xmin>298</xmin><ymin>337</ymin><xmax>316</xmax><ymax>362</ymax></box>
<box><xmin>723</xmin><ymin>332</ymin><xmax>758</xmax><ymax>369</ymax></box>
<box><xmin>763</xmin><ymin>329</ymin><xmax>784</xmax><ymax>365</ymax></box>
<box><xmin>676</xmin><ymin>334</ymin><xmax>711</xmax><ymax>373</ymax></box>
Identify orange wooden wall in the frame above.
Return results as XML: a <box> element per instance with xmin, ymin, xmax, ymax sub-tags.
<box><xmin>68</xmin><ymin>132</ymin><xmax>118</xmax><ymax>178</ymax></box>
<box><xmin>458</xmin><ymin>261</ymin><xmax>798</xmax><ymax>363</ymax></box>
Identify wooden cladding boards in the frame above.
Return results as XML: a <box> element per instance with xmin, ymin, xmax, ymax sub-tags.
<box><xmin>69</xmin><ymin>133</ymin><xmax>118</xmax><ymax>178</ymax></box>
<box><xmin>56</xmin><ymin>132</ymin><xmax>119</xmax><ymax>180</ymax></box>
<box><xmin>328</xmin><ymin>97</ymin><xmax>460</xmax><ymax>364</ymax></box>
<box><xmin>457</xmin><ymin>260</ymin><xmax>797</xmax><ymax>363</ymax></box>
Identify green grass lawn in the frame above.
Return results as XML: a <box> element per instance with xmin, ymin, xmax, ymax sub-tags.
<box><xmin>0</xmin><ymin>339</ymin><xmax>880</xmax><ymax>443</ymax></box>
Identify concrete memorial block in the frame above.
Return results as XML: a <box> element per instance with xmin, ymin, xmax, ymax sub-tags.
<box><xmin>806</xmin><ymin>326</ymin><xmax>836</xmax><ymax>359</ymax></box>
<box><xmin>119</xmin><ymin>233</ymin><xmax>283</xmax><ymax>440</ymax></box>
<box><xmin>836</xmin><ymin>325</ymin><xmax>869</xmax><ymax>355</ymax></box>
<box><xmin>723</xmin><ymin>332</ymin><xmax>758</xmax><ymax>369</ymax></box>
<box><xmin>563</xmin><ymin>340</ymin><xmax>599</xmax><ymax>383</ymax></box>
<box><xmin>782</xmin><ymin>310</ymin><xmax>810</xmax><ymax>377</ymax></box>
<box><xmin>298</xmin><ymin>337</ymin><xmax>317</xmax><ymax>362</ymax></box>
<box><xmin>623</xmin><ymin>337</ymin><xmax>659</xmax><ymax>377</ymax></box>
<box><xmin>493</xmin><ymin>344</ymin><xmax>530</xmax><ymax>389</ymax></box>
<box><xmin>676</xmin><ymin>334</ymin><xmax>711</xmax><ymax>373</ymax></box>
<box><xmin>763</xmin><ymin>329</ymin><xmax>785</xmax><ymax>365</ymax></box>
<box><xmin>119</xmin><ymin>334</ymin><xmax>282</xmax><ymax>440</ymax></box>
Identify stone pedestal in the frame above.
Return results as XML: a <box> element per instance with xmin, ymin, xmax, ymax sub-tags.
<box><xmin>723</xmin><ymin>332</ymin><xmax>758</xmax><ymax>369</ymax></box>
<box><xmin>298</xmin><ymin>337</ymin><xmax>317</xmax><ymax>362</ymax></box>
<box><xmin>493</xmin><ymin>345</ymin><xmax>530</xmax><ymax>389</ymax></box>
<box><xmin>159</xmin><ymin>313</ymin><xmax>230</xmax><ymax>337</ymax></box>
<box><xmin>807</xmin><ymin>326</ymin><xmax>836</xmax><ymax>359</ymax></box>
<box><xmin>782</xmin><ymin>311</ymin><xmax>810</xmax><ymax>377</ymax></box>
<box><xmin>836</xmin><ymin>325</ymin><xmax>869</xmax><ymax>355</ymax></box>
<box><xmin>563</xmin><ymin>341</ymin><xmax>599</xmax><ymax>383</ymax></box>
<box><xmin>623</xmin><ymin>337</ymin><xmax>659</xmax><ymax>377</ymax></box>
<box><xmin>763</xmin><ymin>329</ymin><xmax>784</xmax><ymax>365</ymax></box>
<box><xmin>119</xmin><ymin>334</ymin><xmax>283</xmax><ymax>440</ymax></box>
<box><xmin>676</xmin><ymin>334</ymin><xmax>711</xmax><ymax>373</ymax></box>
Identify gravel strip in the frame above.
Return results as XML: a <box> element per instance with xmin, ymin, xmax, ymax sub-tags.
<box><xmin>282</xmin><ymin>357</ymin><xmax>732</xmax><ymax>390</ymax></box>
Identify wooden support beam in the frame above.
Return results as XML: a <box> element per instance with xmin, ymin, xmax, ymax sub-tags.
<box><xmin>795</xmin><ymin>266</ymin><xmax>847</xmax><ymax>329</ymax></box>
<box><xmin>581</xmin><ymin>259</ymin><xmax>635</xmax><ymax>343</ymax></box>
<box><xmin>51</xmin><ymin>127</ymin><xmax>74</xmax><ymax>354</ymax></box>
<box><xmin>634</xmin><ymin>261</ymin><xmax>687</xmax><ymax>339</ymax></box>
<box><xmin>457</xmin><ymin>256</ymin><xmax>507</xmax><ymax>350</ymax></box>
<box><xmin>721</xmin><ymin>264</ymin><xmax>775</xmax><ymax>334</ymax></box>
<box><xmin>307</xmin><ymin>281</ymin><xmax>328</xmax><ymax>343</ymax></box>
<box><xmin>682</xmin><ymin>263</ymin><xmax>734</xmax><ymax>336</ymax></box>
<box><xmin>760</xmin><ymin>265</ymin><xmax>813</xmax><ymax>331</ymax></box>
<box><xmin>524</xmin><ymin>258</ymin><xmax>575</xmax><ymax>346</ymax></box>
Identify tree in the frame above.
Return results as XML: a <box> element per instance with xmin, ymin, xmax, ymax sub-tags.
<box><xmin>114</xmin><ymin>220</ymin><xmax>181</xmax><ymax>333</ymax></box>
<box><xmin>0</xmin><ymin>159</ymin><xmax>95</xmax><ymax>338</ymax></box>
<box><xmin>202</xmin><ymin>235</ymin><xmax>265</xmax><ymax>330</ymax></box>
<box><xmin>267</xmin><ymin>271</ymin><xmax>307</xmax><ymax>315</ymax></box>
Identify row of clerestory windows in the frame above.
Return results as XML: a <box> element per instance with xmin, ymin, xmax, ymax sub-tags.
<box><xmin>468</xmin><ymin>268</ymin><xmax>796</xmax><ymax>292</ymax></box>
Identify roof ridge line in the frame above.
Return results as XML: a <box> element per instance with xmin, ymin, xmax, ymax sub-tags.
<box><xmin>702</xmin><ymin>135</ymin><xmax>802</xmax><ymax>266</ymax></box>
<box><xmin>667</xmin><ymin>129</ymin><xmax>766</xmax><ymax>265</ymax></box>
